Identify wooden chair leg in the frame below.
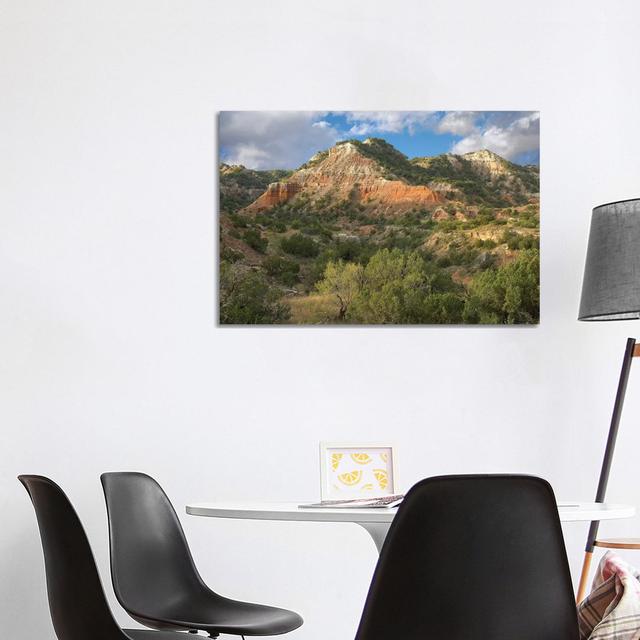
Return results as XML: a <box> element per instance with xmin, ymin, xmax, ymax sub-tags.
<box><xmin>576</xmin><ymin>550</ymin><xmax>593</xmax><ymax>603</ymax></box>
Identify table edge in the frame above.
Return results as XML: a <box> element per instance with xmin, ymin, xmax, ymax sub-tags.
<box><xmin>185</xmin><ymin>502</ymin><xmax>636</xmax><ymax>524</ymax></box>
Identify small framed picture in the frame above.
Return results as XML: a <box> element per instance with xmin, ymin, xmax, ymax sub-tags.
<box><xmin>319</xmin><ymin>442</ymin><xmax>397</xmax><ymax>501</ymax></box>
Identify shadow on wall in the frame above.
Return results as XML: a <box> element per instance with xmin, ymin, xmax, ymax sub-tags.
<box><xmin>2</xmin><ymin>521</ymin><xmax>50</xmax><ymax>631</ymax></box>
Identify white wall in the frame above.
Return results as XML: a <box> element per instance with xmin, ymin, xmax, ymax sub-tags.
<box><xmin>2</xmin><ymin>1</ymin><xmax>640</xmax><ymax>638</ymax></box>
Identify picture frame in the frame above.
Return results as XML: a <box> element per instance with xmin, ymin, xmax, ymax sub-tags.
<box><xmin>319</xmin><ymin>442</ymin><xmax>397</xmax><ymax>501</ymax></box>
<box><xmin>219</xmin><ymin>111</ymin><xmax>539</xmax><ymax>326</ymax></box>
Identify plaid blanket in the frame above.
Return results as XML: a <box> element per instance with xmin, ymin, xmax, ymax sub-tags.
<box><xmin>578</xmin><ymin>551</ymin><xmax>640</xmax><ymax>640</ymax></box>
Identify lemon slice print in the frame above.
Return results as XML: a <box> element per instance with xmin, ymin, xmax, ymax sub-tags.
<box><xmin>331</xmin><ymin>453</ymin><xmax>343</xmax><ymax>471</ymax></box>
<box><xmin>373</xmin><ymin>469</ymin><xmax>388</xmax><ymax>490</ymax></box>
<box><xmin>351</xmin><ymin>453</ymin><xmax>372</xmax><ymax>465</ymax></box>
<box><xmin>338</xmin><ymin>470</ymin><xmax>363</xmax><ymax>486</ymax></box>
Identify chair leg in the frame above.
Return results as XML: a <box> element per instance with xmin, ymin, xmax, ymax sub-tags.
<box><xmin>576</xmin><ymin>550</ymin><xmax>594</xmax><ymax>603</ymax></box>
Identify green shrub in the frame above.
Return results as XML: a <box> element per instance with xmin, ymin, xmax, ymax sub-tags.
<box><xmin>242</xmin><ymin>229</ymin><xmax>268</xmax><ymax>253</ymax></box>
<box><xmin>447</xmin><ymin>246</ymin><xmax>480</xmax><ymax>266</ymax></box>
<box><xmin>221</xmin><ymin>246</ymin><xmax>244</xmax><ymax>263</ymax></box>
<box><xmin>475</xmin><ymin>207</ymin><xmax>496</xmax><ymax>223</ymax></box>
<box><xmin>500</xmin><ymin>230</ymin><xmax>538</xmax><ymax>250</ymax></box>
<box><xmin>219</xmin><ymin>264</ymin><xmax>290</xmax><ymax>324</ymax></box>
<box><xmin>474</xmin><ymin>238</ymin><xmax>498</xmax><ymax>249</ymax></box>
<box><xmin>281</xmin><ymin>233</ymin><xmax>319</xmax><ymax>257</ymax></box>
<box><xmin>229</xmin><ymin>213</ymin><xmax>249</xmax><ymax>228</ymax></box>
<box><xmin>438</xmin><ymin>220</ymin><xmax>464</xmax><ymax>232</ymax></box>
<box><xmin>381</xmin><ymin>230</ymin><xmax>425</xmax><ymax>252</ymax></box>
<box><xmin>262</xmin><ymin>255</ymin><xmax>300</xmax><ymax>286</ymax></box>
<box><xmin>463</xmin><ymin>249</ymin><xmax>539</xmax><ymax>324</ymax></box>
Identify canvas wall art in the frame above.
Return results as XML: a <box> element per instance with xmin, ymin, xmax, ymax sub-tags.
<box><xmin>218</xmin><ymin>111</ymin><xmax>539</xmax><ymax>325</ymax></box>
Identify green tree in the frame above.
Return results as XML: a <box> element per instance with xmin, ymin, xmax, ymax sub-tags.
<box><xmin>220</xmin><ymin>263</ymin><xmax>290</xmax><ymax>324</ymax></box>
<box><xmin>351</xmin><ymin>249</ymin><xmax>437</xmax><ymax>323</ymax></box>
<box><xmin>315</xmin><ymin>248</ymin><xmax>465</xmax><ymax>324</ymax></box>
<box><xmin>463</xmin><ymin>249</ymin><xmax>539</xmax><ymax>324</ymax></box>
<box><xmin>316</xmin><ymin>260</ymin><xmax>364</xmax><ymax>320</ymax></box>
<box><xmin>417</xmin><ymin>292</ymin><xmax>465</xmax><ymax>324</ymax></box>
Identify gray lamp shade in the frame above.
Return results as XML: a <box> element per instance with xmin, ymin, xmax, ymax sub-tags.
<box><xmin>579</xmin><ymin>198</ymin><xmax>640</xmax><ymax>321</ymax></box>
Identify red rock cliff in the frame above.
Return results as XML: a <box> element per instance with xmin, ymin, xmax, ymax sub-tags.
<box><xmin>248</xmin><ymin>181</ymin><xmax>301</xmax><ymax>211</ymax></box>
<box><xmin>244</xmin><ymin>141</ymin><xmax>441</xmax><ymax>216</ymax></box>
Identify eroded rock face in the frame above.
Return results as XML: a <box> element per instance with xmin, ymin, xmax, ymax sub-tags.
<box><xmin>358</xmin><ymin>181</ymin><xmax>440</xmax><ymax>207</ymax></box>
<box><xmin>248</xmin><ymin>182</ymin><xmax>301</xmax><ymax>210</ymax></box>
<box><xmin>244</xmin><ymin>141</ymin><xmax>441</xmax><ymax>215</ymax></box>
<box><xmin>463</xmin><ymin>149</ymin><xmax>511</xmax><ymax>179</ymax></box>
<box><xmin>428</xmin><ymin>180</ymin><xmax>462</xmax><ymax>198</ymax></box>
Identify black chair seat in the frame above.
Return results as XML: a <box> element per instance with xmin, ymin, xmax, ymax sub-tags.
<box><xmin>134</xmin><ymin>596</ymin><xmax>303</xmax><ymax>636</ymax></box>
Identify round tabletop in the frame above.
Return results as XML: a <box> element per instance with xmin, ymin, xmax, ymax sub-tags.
<box><xmin>186</xmin><ymin>501</ymin><xmax>636</xmax><ymax>524</ymax></box>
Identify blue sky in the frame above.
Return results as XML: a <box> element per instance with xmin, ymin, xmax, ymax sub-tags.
<box><xmin>326</xmin><ymin>112</ymin><xmax>456</xmax><ymax>158</ymax></box>
<box><xmin>219</xmin><ymin>111</ymin><xmax>540</xmax><ymax>170</ymax></box>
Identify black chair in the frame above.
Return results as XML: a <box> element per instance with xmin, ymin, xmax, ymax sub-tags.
<box><xmin>355</xmin><ymin>475</ymin><xmax>580</xmax><ymax>640</ymax></box>
<box><xmin>19</xmin><ymin>474</ymin><xmax>185</xmax><ymax>640</ymax></box>
<box><xmin>100</xmin><ymin>472</ymin><xmax>303</xmax><ymax>638</ymax></box>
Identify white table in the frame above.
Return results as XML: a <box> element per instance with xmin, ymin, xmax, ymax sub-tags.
<box><xmin>186</xmin><ymin>501</ymin><xmax>636</xmax><ymax>553</ymax></box>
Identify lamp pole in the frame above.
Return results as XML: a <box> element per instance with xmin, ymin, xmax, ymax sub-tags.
<box><xmin>576</xmin><ymin>337</ymin><xmax>638</xmax><ymax>602</ymax></box>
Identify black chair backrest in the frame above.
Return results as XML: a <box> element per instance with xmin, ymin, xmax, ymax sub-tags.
<box><xmin>19</xmin><ymin>475</ymin><xmax>128</xmax><ymax>640</ymax></box>
<box><xmin>355</xmin><ymin>475</ymin><xmax>579</xmax><ymax>640</ymax></box>
<box><xmin>101</xmin><ymin>472</ymin><xmax>208</xmax><ymax>618</ymax></box>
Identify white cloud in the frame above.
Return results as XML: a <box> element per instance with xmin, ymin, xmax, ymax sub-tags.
<box><xmin>219</xmin><ymin>111</ymin><xmax>341</xmax><ymax>170</ymax></box>
<box><xmin>436</xmin><ymin>111</ymin><xmax>478</xmax><ymax>136</ymax></box>
<box><xmin>348</xmin><ymin>122</ymin><xmax>376</xmax><ymax>136</ymax></box>
<box><xmin>451</xmin><ymin>112</ymin><xmax>540</xmax><ymax>161</ymax></box>
<box><xmin>222</xmin><ymin>144</ymin><xmax>271</xmax><ymax>169</ymax></box>
<box><xmin>345</xmin><ymin>111</ymin><xmax>438</xmax><ymax>135</ymax></box>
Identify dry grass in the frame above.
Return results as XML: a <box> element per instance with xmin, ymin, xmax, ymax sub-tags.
<box><xmin>286</xmin><ymin>293</ymin><xmax>340</xmax><ymax>324</ymax></box>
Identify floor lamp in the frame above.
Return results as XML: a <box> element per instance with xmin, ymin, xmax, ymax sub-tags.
<box><xmin>576</xmin><ymin>198</ymin><xmax>640</xmax><ymax>603</ymax></box>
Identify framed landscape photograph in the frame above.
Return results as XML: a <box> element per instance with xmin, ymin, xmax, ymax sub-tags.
<box><xmin>319</xmin><ymin>442</ymin><xmax>396</xmax><ymax>501</ymax></box>
<box><xmin>218</xmin><ymin>111</ymin><xmax>540</xmax><ymax>325</ymax></box>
